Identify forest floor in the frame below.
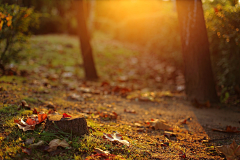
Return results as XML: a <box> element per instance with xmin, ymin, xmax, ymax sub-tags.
<box><xmin>0</xmin><ymin>33</ymin><xmax>240</xmax><ymax>160</ymax></box>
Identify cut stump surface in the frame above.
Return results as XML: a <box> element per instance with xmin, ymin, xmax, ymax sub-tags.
<box><xmin>45</xmin><ymin>114</ymin><xmax>89</xmax><ymax>136</ymax></box>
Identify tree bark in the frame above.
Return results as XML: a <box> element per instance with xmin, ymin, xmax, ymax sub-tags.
<box><xmin>45</xmin><ymin>115</ymin><xmax>89</xmax><ymax>136</ymax></box>
<box><xmin>176</xmin><ymin>0</ymin><xmax>219</xmax><ymax>102</ymax></box>
<box><xmin>75</xmin><ymin>0</ymin><xmax>98</xmax><ymax>80</ymax></box>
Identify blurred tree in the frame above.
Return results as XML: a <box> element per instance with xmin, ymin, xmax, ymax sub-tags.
<box><xmin>75</xmin><ymin>0</ymin><xmax>98</xmax><ymax>80</ymax></box>
<box><xmin>176</xmin><ymin>0</ymin><xmax>219</xmax><ymax>102</ymax></box>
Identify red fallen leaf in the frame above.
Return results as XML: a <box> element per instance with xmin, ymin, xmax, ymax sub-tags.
<box><xmin>48</xmin><ymin>110</ymin><xmax>55</xmax><ymax>114</ymax></box>
<box><xmin>226</xmin><ymin>126</ymin><xmax>239</xmax><ymax>133</ymax></box>
<box><xmin>214</xmin><ymin>7</ymin><xmax>219</xmax><ymax>13</ymax></box>
<box><xmin>26</xmin><ymin>118</ymin><xmax>37</xmax><ymax>125</ymax></box>
<box><xmin>33</xmin><ymin>108</ymin><xmax>38</xmax><ymax>114</ymax></box>
<box><xmin>21</xmin><ymin>146</ymin><xmax>31</xmax><ymax>155</ymax></box>
<box><xmin>161</xmin><ymin>142</ymin><xmax>169</xmax><ymax>147</ymax></box>
<box><xmin>112</xmin><ymin>112</ymin><xmax>118</xmax><ymax>119</ymax></box>
<box><xmin>62</xmin><ymin>113</ymin><xmax>71</xmax><ymax>118</ymax></box>
<box><xmin>181</xmin><ymin>119</ymin><xmax>187</xmax><ymax>124</ymax></box>
<box><xmin>38</xmin><ymin>113</ymin><xmax>48</xmax><ymax>123</ymax></box>
<box><xmin>179</xmin><ymin>151</ymin><xmax>186</xmax><ymax>158</ymax></box>
<box><xmin>101</xmin><ymin>81</ymin><xmax>110</xmax><ymax>87</ymax></box>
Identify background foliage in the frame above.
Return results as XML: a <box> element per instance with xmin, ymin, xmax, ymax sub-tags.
<box><xmin>204</xmin><ymin>0</ymin><xmax>240</xmax><ymax>103</ymax></box>
<box><xmin>0</xmin><ymin>3</ymin><xmax>39</xmax><ymax>72</ymax></box>
<box><xmin>0</xmin><ymin>0</ymin><xmax>239</xmax><ymax>103</ymax></box>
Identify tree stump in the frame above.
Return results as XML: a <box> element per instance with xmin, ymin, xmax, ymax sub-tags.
<box><xmin>45</xmin><ymin>115</ymin><xmax>89</xmax><ymax>136</ymax></box>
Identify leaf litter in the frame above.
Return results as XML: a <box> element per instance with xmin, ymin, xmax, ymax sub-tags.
<box><xmin>1</xmin><ymin>35</ymin><xmax>240</xmax><ymax>159</ymax></box>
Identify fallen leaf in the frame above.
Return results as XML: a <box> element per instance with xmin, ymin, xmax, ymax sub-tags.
<box><xmin>164</xmin><ymin>132</ymin><xmax>177</xmax><ymax>141</ymax></box>
<box><xmin>124</xmin><ymin>109</ymin><xmax>136</xmax><ymax>114</ymax></box>
<box><xmin>161</xmin><ymin>142</ymin><xmax>169</xmax><ymax>147</ymax></box>
<box><xmin>179</xmin><ymin>151</ymin><xmax>186</xmax><ymax>159</ymax></box>
<box><xmin>103</xmin><ymin>132</ymin><xmax>130</xmax><ymax>146</ymax></box>
<box><xmin>21</xmin><ymin>100</ymin><xmax>29</xmax><ymax>107</ymax></box>
<box><xmin>94</xmin><ymin>148</ymin><xmax>110</xmax><ymax>155</ymax></box>
<box><xmin>179</xmin><ymin>117</ymin><xmax>192</xmax><ymax>125</ymax></box>
<box><xmin>47</xmin><ymin>139</ymin><xmax>70</xmax><ymax>152</ymax></box>
<box><xmin>62</xmin><ymin>113</ymin><xmax>72</xmax><ymax>118</ymax></box>
<box><xmin>212</xmin><ymin>126</ymin><xmax>240</xmax><ymax>133</ymax></box>
<box><xmin>150</xmin><ymin>119</ymin><xmax>173</xmax><ymax>131</ymax></box>
<box><xmin>98</xmin><ymin>111</ymin><xmax>118</xmax><ymax>120</ymax></box>
<box><xmin>134</xmin><ymin>123</ymin><xmax>142</xmax><ymax>127</ymax></box>
<box><xmin>101</xmin><ymin>81</ymin><xmax>110</xmax><ymax>87</ymax></box>
<box><xmin>26</xmin><ymin>118</ymin><xmax>37</xmax><ymax>125</ymax></box>
<box><xmin>86</xmin><ymin>153</ymin><xmax>126</xmax><ymax>160</ymax></box>
<box><xmin>25</xmin><ymin>137</ymin><xmax>35</xmax><ymax>145</ymax></box>
<box><xmin>14</xmin><ymin>113</ymin><xmax>47</xmax><ymax>131</ymax></box>
<box><xmin>33</xmin><ymin>108</ymin><xmax>38</xmax><ymax>114</ymax></box>
<box><xmin>45</xmin><ymin>102</ymin><xmax>56</xmax><ymax>110</ymax></box>
<box><xmin>20</xmin><ymin>100</ymin><xmax>31</xmax><ymax>110</ymax></box>
<box><xmin>14</xmin><ymin>119</ymin><xmax>35</xmax><ymax>131</ymax></box>
<box><xmin>217</xmin><ymin>140</ymin><xmax>240</xmax><ymax>160</ymax></box>
<box><xmin>68</xmin><ymin>93</ymin><xmax>83</xmax><ymax>101</ymax></box>
<box><xmin>21</xmin><ymin>146</ymin><xmax>31</xmax><ymax>155</ymax></box>
<box><xmin>29</xmin><ymin>140</ymin><xmax>45</xmax><ymax>148</ymax></box>
<box><xmin>38</xmin><ymin>113</ymin><xmax>48</xmax><ymax>123</ymax></box>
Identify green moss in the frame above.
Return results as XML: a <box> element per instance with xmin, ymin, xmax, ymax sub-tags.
<box><xmin>23</xmin><ymin>97</ymin><xmax>38</xmax><ymax>104</ymax></box>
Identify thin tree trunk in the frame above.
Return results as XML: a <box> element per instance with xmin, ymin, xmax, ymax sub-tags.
<box><xmin>88</xmin><ymin>0</ymin><xmax>96</xmax><ymax>37</ymax></box>
<box><xmin>75</xmin><ymin>0</ymin><xmax>98</xmax><ymax>80</ymax></box>
<box><xmin>176</xmin><ymin>0</ymin><xmax>219</xmax><ymax>102</ymax></box>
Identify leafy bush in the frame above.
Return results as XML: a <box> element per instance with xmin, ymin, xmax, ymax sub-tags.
<box><xmin>0</xmin><ymin>4</ymin><xmax>40</xmax><ymax>73</ymax></box>
<box><xmin>205</xmin><ymin>3</ymin><xmax>240</xmax><ymax>101</ymax></box>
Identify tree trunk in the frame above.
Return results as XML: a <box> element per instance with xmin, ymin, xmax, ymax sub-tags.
<box><xmin>87</xmin><ymin>0</ymin><xmax>96</xmax><ymax>36</ymax></box>
<box><xmin>176</xmin><ymin>0</ymin><xmax>219</xmax><ymax>102</ymax></box>
<box><xmin>75</xmin><ymin>0</ymin><xmax>98</xmax><ymax>80</ymax></box>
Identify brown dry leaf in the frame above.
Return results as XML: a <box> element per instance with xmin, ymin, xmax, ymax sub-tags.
<box><xmin>118</xmin><ymin>76</ymin><xmax>128</xmax><ymax>82</ymax></box>
<box><xmin>94</xmin><ymin>148</ymin><xmax>110</xmax><ymax>155</ymax></box>
<box><xmin>47</xmin><ymin>139</ymin><xmax>70</xmax><ymax>152</ymax></box>
<box><xmin>124</xmin><ymin>109</ymin><xmax>136</xmax><ymax>114</ymax></box>
<box><xmin>20</xmin><ymin>100</ymin><xmax>31</xmax><ymax>110</ymax></box>
<box><xmin>217</xmin><ymin>140</ymin><xmax>240</xmax><ymax>160</ymax></box>
<box><xmin>21</xmin><ymin>100</ymin><xmax>29</xmax><ymax>107</ymax></box>
<box><xmin>68</xmin><ymin>93</ymin><xmax>84</xmax><ymax>101</ymax></box>
<box><xmin>150</xmin><ymin>119</ymin><xmax>172</xmax><ymax>131</ymax></box>
<box><xmin>25</xmin><ymin>137</ymin><xmax>35</xmax><ymax>145</ymax></box>
<box><xmin>212</xmin><ymin>126</ymin><xmax>240</xmax><ymax>133</ymax></box>
<box><xmin>21</xmin><ymin>146</ymin><xmax>31</xmax><ymax>155</ymax></box>
<box><xmin>103</xmin><ymin>132</ymin><xmax>130</xmax><ymax>146</ymax></box>
<box><xmin>29</xmin><ymin>140</ymin><xmax>45</xmax><ymax>149</ymax></box>
<box><xmin>164</xmin><ymin>131</ymin><xmax>177</xmax><ymax>141</ymax></box>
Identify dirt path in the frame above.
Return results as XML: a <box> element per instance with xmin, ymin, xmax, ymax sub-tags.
<box><xmin>60</xmin><ymin>90</ymin><xmax>240</xmax><ymax>145</ymax></box>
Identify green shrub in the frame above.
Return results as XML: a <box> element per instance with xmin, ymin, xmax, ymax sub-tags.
<box><xmin>0</xmin><ymin>4</ymin><xmax>40</xmax><ymax>74</ymax></box>
<box><xmin>205</xmin><ymin>3</ymin><xmax>240</xmax><ymax>99</ymax></box>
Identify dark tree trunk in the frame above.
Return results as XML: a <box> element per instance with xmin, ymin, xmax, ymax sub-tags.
<box><xmin>75</xmin><ymin>0</ymin><xmax>98</xmax><ymax>80</ymax></box>
<box><xmin>176</xmin><ymin>0</ymin><xmax>219</xmax><ymax>103</ymax></box>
